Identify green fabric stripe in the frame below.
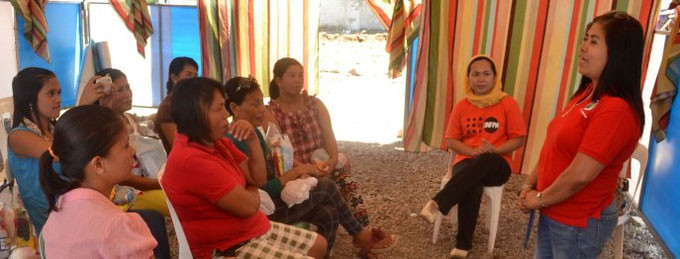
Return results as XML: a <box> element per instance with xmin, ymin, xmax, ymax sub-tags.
<box><xmin>503</xmin><ymin>0</ymin><xmax>527</xmax><ymax>95</ymax></box>
<box><xmin>422</xmin><ymin>0</ymin><xmax>441</xmax><ymax>144</ymax></box>
<box><xmin>615</xmin><ymin>0</ymin><xmax>630</xmax><ymax>11</ymax></box>
<box><xmin>480</xmin><ymin>0</ymin><xmax>493</xmax><ymax>54</ymax></box>
<box><xmin>567</xmin><ymin>0</ymin><xmax>594</xmax><ymax>98</ymax></box>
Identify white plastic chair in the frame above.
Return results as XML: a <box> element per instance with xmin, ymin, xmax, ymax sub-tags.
<box><xmin>157</xmin><ymin>164</ymin><xmax>193</xmax><ymax>259</ymax></box>
<box><xmin>432</xmin><ymin>152</ymin><xmax>505</xmax><ymax>254</ymax></box>
<box><xmin>613</xmin><ymin>144</ymin><xmax>648</xmax><ymax>259</ymax></box>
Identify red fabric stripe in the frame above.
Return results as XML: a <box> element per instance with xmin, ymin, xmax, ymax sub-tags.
<box><xmin>441</xmin><ymin>0</ymin><xmax>458</xmax><ymax>149</ymax></box>
<box><xmin>248</xmin><ymin>0</ymin><xmax>256</xmax><ymax>77</ymax></box>
<box><xmin>472</xmin><ymin>0</ymin><xmax>485</xmax><ymax>55</ymax></box>
<box><xmin>514</xmin><ymin>0</ymin><xmax>550</xmax><ymax>172</ymax></box>
<box><xmin>197</xmin><ymin>0</ymin><xmax>210</xmax><ymax>77</ymax></box>
<box><xmin>303</xmin><ymin>0</ymin><xmax>309</xmax><ymax>92</ymax></box>
<box><xmin>555</xmin><ymin>0</ymin><xmax>582</xmax><ymax>111</ymax></box>
<box><xmin>364</xmin><ymin>0</ymin><xmax>392</xmax><ymax>29</ymax></box>
<box><xmin>233</xmin><ymin>0</ymin><xmax>242</xmax><ymax>75</ymax></box>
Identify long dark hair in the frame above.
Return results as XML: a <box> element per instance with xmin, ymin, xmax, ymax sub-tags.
<box><xmin>172</xmin><ymin>77</ymin><xmax>224</xmax><ymax>143</ymax></box>
<box><xmin>269</xmin><ymin>58</ymin><xmax>302</xmax><ymax>99</ymax></box>
<box><xmin>223</xmin><ymin>77</ymin><xmax>261</xmax><ymax>116</ymax></box>
<box><xmin>574</xmin><ymin>11</ymin><xmax>645</xmax><ymax>132</ymax></box>
<box><xmin>167</xmin><ymin>57</ymin><xmax>199</xmax><ymax>94</ymax></box>
<box><xmin>39</xmin><ymin>105</ymin><xmax>126</xmax><ymax>212</ymax></box>
<box><xmin>11</xmin><ymin>67</ymin><xmax>57</xmax><ymax>136</ymax></box>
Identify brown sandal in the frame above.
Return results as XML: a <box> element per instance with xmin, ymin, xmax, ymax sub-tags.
<box><xmin>354</xmin><ymin>228</ymin><xmax>398</xmax><ymax>258</ymax></box>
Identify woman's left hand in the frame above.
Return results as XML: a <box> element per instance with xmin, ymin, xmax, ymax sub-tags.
<box><xmin>522</xmin><ymin>190</ymin><xmax>542</xmax><ymax>211</ymax></box>
<box><xmin>229</xmin><ymin>119</ymin><xmax>255</xmax><ymax>141</ymax></box>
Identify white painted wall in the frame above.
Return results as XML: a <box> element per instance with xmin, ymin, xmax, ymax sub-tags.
<box><xmin>0</xmin><ymin>2</ymin><xmax>18</xmax><ymax>99</ymax></box>
<box><xmin>319</xmin><ymin>0</ymin><xmax>385</xmax><ymax>33</ymax></box>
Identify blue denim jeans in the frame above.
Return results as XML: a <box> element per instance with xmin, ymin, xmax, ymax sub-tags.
<box><xmin>535</xmin><ymin>202</ymin><xmax>618</xmax><ymax>259</ymax></box>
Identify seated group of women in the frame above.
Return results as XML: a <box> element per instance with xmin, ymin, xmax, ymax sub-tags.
<box><xmin>7</xmin><ymin>10</ymin><xmax>646</xmax><ymax>259</ymax></box>
<box><xmin>9</xmin><ymin>56</ymin><xmax>396</xmax><ymax>258</ymax></box>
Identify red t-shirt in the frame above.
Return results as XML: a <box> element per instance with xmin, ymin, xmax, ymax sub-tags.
<box><xmin>537</xmin><ymin>86</ymin><xmax>640</xmax><ymax>227</ymax></box>
<box><xmin>444</xmin><ymin>96</ymin><xmax>527</xmax><ymax>165</ymax></box>
<box><xmin>161</xmin><ymin>133</ymin><xmax>270</xmax><ymax>259</ymax></box>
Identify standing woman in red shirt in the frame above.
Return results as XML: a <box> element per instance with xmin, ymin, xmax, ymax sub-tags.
<box><xmin>519</xmin><ymin>11</ymin><xmax>645</xmax><ymax>259</ymax></box>
<box><xmin>419</xmin><ymin>55</ymin><xmax>527</xmax><ymax>258</ymax></box>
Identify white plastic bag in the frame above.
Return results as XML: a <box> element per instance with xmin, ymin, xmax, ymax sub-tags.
<box><xmin>263</xmin><ymin>123</ymin><xmax>294</xmax><ymax>176</ymax></box>
<box><xmin>129</xmin><ymin>134</ymin><xmax>167</xmax><ymax>178</ymax></box>
<box><xmin>258</xmin><ymin>190</ymin><xmax>275</xmax><ymax>215</ymax></box>
<box><xmin>280</xmin><ymin>177</ymin><xmax>318</xmax><ymax>208</ymax></box>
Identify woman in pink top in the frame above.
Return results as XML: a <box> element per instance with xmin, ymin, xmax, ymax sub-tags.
<box><xmin>39</xmin><ymin>105</ymin><xmax>156</xmax><ymax>258</ymax></box>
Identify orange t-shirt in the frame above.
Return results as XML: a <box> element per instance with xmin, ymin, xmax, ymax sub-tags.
<box><xmin>444</xmin><ymin>96</ymin><xmax>527</xmax><ymax>165</ymax></box>
<box><xmin>536</xmin><ymin>87</ymin><xmax>640</xmax><ymax>227</ymax></box>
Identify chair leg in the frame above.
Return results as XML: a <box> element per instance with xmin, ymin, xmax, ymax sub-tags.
<box><xmin>484</xmin><ymin>186</ymin><xmax>504</xmax><ymax>254</ymax></box>
<box><xmin>614</xmin><ymin>224</ymin><xmax>624</xmax><ymax>259</ymax></box>
<box><xmin>433</xmin><ymin>212</ymin><xmax>443</xmax><ymax>244</ymax></box>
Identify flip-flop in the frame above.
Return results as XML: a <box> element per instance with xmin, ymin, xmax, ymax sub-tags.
<box><xmin>354</xmin><ymin>228</ymin><xmax>399</xmax><ymax>257</ymax></box>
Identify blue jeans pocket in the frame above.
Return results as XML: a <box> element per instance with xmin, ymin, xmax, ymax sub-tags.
<box><xmin>578</xmin><ymin>203</ymin><xmax>618</xmax><ymax>256</ymax></box>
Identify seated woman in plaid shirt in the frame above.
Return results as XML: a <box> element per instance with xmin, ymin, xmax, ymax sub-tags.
<box><xmin>224</xmin><ymin>76</ymin><xmax>398</xmax><ymax>258</ymax></box>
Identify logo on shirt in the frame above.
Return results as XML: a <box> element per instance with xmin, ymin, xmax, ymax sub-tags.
<box><xmin>483</xmin><ymin>117</ymin><xmax>499</xmax><ymax>133</ymax></box>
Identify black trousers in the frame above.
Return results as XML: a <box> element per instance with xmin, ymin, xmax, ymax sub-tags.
<box><xmin>432</xmin><ymin>153</ymin><xmax>511</xmax><ymax>250</ymax></box>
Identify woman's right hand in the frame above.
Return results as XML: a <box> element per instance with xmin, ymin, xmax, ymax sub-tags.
<box><xmin>77</xmin><ymin>75</ymin><xmax>106</xmax><ymax>106</ymax></box>
<box><xmin>298</xmin><ymin>163</ymin><xmax>326</xmax><ymax>177</ymax></box>
<box><xmin>229</xmin><ymin>119</ymin><xmax>255</xmax><ymax>141</ymax></box>
<box><xmin>518</xmin><ymin>188</ymin><xmax>533</xmax><ymax>213</ymax></box>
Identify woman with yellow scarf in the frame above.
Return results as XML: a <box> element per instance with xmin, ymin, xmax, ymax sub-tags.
<box><xmin>420</xmin><ymin>55</ymin><xmax>527</xmax><ymax>258</ymax></box>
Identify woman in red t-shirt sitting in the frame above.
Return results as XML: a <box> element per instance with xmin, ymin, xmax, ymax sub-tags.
<box><xmin>420</xmin><ymin>55</ymin><xmax>527</xmax><ymax>258</ymax></box>
<box><xmin>161</xmin><ymin>77</ymin><xmax>326</xmax><ymax>259</ymax></box>
<box><xmin>518</xmin><ymin>11</ymin><xmax>645</xmax><ymax>259</ymax></box>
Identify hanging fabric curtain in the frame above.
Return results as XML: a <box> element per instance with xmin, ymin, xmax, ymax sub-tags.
<box><xmin>197</xmin><ymin>0</ymin><xmax>321</xmax><ymax>95</ymax></box>
<box><xmin>651</xmin><ymin>3</ymin><xmax>680</xmax><ymax>143</ymax></box>
<box><xmin>11</xmin><ymin>0</ymin><xmax>50</xmax><ymax>62</ymax></box>
<box><xmin>402</xmin><ymin>0</ymin><xmax>660</xmax><ymax>174</ymax></box>
<box><xmin>365</xmin><ymin>0</ymin><xmax>394</xmax><ymax>30</ymax></box>
<box><xmin>385</xmin><ymin>0</ymin><xmax>422</xmax><ymax>78</ymax></box>
<box><xmin>109</xmin><ymin>0</ymin><xmax>154</xmax><ymax>57</ymax></box>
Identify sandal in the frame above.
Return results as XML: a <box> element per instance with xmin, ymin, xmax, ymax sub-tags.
<box><xmin>353</xmin><ymin>228</ymin><xmax>399</xmax><ymax>257</ymax></box>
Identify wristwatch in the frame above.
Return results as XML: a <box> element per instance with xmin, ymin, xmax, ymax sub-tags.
<box><xmin>536</xmin><ymin>192</ymin><xmax>547</xmax><ymax>208</ymax></box>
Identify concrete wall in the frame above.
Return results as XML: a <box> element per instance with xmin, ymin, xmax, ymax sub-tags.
<box><xmin>319</xmin><ymin>0</ymin><xmax>385</xmax><ymax>33</ymax></box>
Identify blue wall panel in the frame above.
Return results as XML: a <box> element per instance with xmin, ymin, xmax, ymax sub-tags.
<box><xmin>641</xmin><ymin>88</ymin><xmax>680</xmax><ymax>257</ymax></box>
<box><xmin>17</xmin><ymin>3</ymin><xmax>82</xmax><ymax>107</ymax></box>
<box><xmin>170</xmin><ymin>6</ymin><xmax>201</xmax><ymax>74</ymax></box>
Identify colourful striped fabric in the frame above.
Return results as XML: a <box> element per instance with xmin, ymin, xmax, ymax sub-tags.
<box><xmin>365</xmin><ymin>0</ymin><xmax>393</xmax><ymax>30</ymax></box>
<box><xmin>198</xmin><ymin>0</ymin><xmax>320</xmax><ymax>95</ymax></box>
<box><xmin>403</xmin><ymin>0</ymin><xmax>660</xmax><ymax>174</ymax></box>
<box><xmin>386</xmin><ymin>0</ymin><xmax>422</xmax><ymax>78</ymax></box>
<box><xmin>11</xmin><ymin>0</ymin><xmax>50</xmax><ymax>62</ymax></box>
<box><xmin>110</xmin><ymin>0</ymin><xmax>154</xmax><ymax>57</ymax></box>
<box><xmin>651</xmin><ymin>5</ymin><xmax>679</xmax><ymax>143</ymax></box>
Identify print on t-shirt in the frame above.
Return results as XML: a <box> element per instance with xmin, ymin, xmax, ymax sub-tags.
<box><xmin>483</xmin><ymin>117</ymin><xmax>499</xmax><ymax>133</ymax></box>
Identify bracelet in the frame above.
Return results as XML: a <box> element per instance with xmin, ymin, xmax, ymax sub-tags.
<box><xmin>521</xmin><ymin>184</ymin><xmax>534</xmax><ymax>190</ymax></box>
<box><xmin>536</xmin><ymin>192</ymin><xmax>547</xmax><ymax>208</ymax></box>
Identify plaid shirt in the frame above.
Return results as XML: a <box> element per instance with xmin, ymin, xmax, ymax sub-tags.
<box><xmin>268</xmin><ymin>94</ymin><xmax>324</xmax><ymax>163</ymax></box>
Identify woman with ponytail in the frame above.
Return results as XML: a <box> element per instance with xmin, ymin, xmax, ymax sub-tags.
<box><xmin>40</xmin><ymin>105</ymin><xmax>156</xmax><ymax>258</ymax></box>
<box><xmin>154</xmin><ymin>57</ymin><xmax>198</xmax><ymax>152</ymax></box>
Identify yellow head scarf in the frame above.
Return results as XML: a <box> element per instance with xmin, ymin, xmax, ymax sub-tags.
<box><xmin>464</xmin><ymin>55</ymin><xmax>508</xmax><ymax>108</ymax></box>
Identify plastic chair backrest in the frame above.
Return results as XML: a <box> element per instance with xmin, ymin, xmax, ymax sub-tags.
<box><xmin>157</xmin><ymin>164</ymin><xmax>193</xmax><ymax>259</ymax></box>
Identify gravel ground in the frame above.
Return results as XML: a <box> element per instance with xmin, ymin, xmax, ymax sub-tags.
<box><xmin>164</xmin><ymin>33</ymin><xmax>670</xmax><ymax>258</ymax></box>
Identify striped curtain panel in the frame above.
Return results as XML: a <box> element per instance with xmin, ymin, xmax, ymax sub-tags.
<box><xmin>10</xmin><ymin>0</ymin><xmax>50</xmax><ymax>62</ymax></box>
<box><xmin>198</xmin><ymin>0</ymin><xmax>320</xmax><ymax>95</ymax></box>
<box><xmin>403</xmin><ymin>0</ymin><xmax>660</xmax><ymax>174</ymax></box>
<box><xmin>110</xmin><ymin>0</ymin><xmax>154</xmax><ymax>57</ymax></box>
